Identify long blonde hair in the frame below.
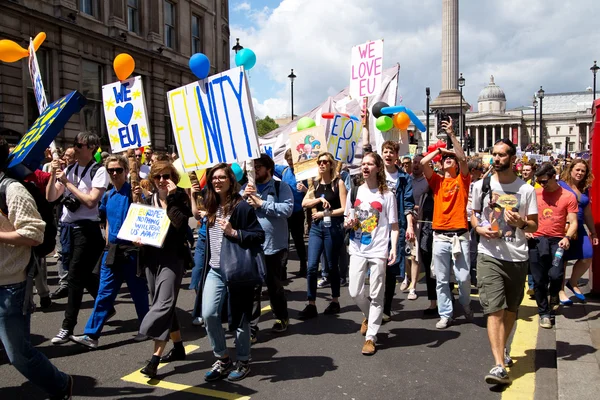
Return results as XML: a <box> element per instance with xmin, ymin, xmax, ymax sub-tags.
<box><xmin>316</xmin><ymin>152</ymin><xmax>337</xmax><ymax>181</ymax></box>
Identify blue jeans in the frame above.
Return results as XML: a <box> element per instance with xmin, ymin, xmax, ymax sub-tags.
<box><xmin>432</xmin><ymin>236</ymin><xmax>472</xmax><ymax>318</ymax></box>
<box><xmin>0</xmin><ymin>281</ymin><xmax>68</xmax><ymax>396</ymax></box>
<box><xmin>84</xmin><ymin>251</ymin><xmax>149</xmax><ymax>337</ymax></box>
<box><xmin>202</xmin><ymin>268</ymin><xmax>250</xmax><ymax>361</ymax></box>
<box><xmin>190</xmin><ymin>225</ymin><xmax>207</xmax><ymax>291</ymax></box>
<box><xmin>307</xmin><ymin>219</ymin><xmax>343</xmax><ymax>301</ymax></box>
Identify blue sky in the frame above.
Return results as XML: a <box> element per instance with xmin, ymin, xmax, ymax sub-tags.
<box><xmin>228</xmin><ymin>0</ymin><xmax>600</xmax><ymax>119</ymax></box>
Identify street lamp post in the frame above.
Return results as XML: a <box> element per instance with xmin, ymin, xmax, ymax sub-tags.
<box><xmin>426</xmin><ymin>87</ymin><xmax>430</xmax><ymax>149</ymax></box>
<box><xmin>532</xmin><ymin>95</ymin><xmax>538</xmax><ymax>147</ymax></box>
<box><xmin>537</xmin><ymin>86</ymin><xmax>545</xmax><ymax>154</ymax></box>
<box><xmin>232</xmin><ymin>38</ymin><xmax>243</xmax><ymax>54</ymax></box>
<box><xmin>288</xmin><ymin>69</ymin><xmax>296</xmax><ymax>121</ymax></box>
<box><xmin>591</xmin><ymin>61</ymin><xmax>600</xmax><ymax>100</ymax></box>
<box><xmin>458</xmin><ymin>73</ymin><xmax>465</xmax><ymax>152</ymax></box>
<box><xmin>565</xmin><ymin>136</ymin><xmax>569</xmax><ymax>159</ymax></box>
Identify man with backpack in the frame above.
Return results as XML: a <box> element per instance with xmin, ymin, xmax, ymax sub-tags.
<box><xmin>0</xmin><ymin>137</ymin><xmax>73</xmax><ymax>399</ymax></box>
<box><xmin>46</xmin><ymin>132</ymin><xmax>109</xmax><ymax>345</ymax></box>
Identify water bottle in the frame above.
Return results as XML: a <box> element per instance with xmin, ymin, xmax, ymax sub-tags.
<box><xmin>552</xmin><ymin>247</ymin><xmax>564</xmax><ymax>267</ymax></box>
<box><xmin>322</xmin><ymin>195</ymin><xmax>332</xmax><ymax>228</ymax></box>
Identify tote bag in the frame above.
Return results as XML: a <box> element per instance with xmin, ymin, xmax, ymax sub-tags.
<box><xmin>220</xmin><ymin>237</ymin><xmax>266</xmax><ymax>287</ymax></box>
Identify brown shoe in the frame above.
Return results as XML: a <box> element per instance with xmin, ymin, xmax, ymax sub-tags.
<box><xmin>360</xmin><ymin>318</ymin><xmax>368</xmax><ymax>336</ymax></box>
<box><xmin>362</xmin><ymin>340</ymin><xmax>376</xmax><ymax>355</ymax></box>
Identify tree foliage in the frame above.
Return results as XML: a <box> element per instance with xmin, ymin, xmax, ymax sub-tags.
<box><xmin>256</xmin><ymin>116</ymin><xmax>279</xmax><ymax>137</ymax></box>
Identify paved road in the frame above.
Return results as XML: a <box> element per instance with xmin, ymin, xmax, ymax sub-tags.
<box><xmin>0</xmin><ymin>256</ymin><xmax>557</xmax><ymax>400</ymax></box>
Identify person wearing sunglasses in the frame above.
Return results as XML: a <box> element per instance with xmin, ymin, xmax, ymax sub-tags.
<box><xmin>135</xmin><ymin>149</ymin><xmax>151</xmax><ymax>179</ymax></box>
<box><xmin>420</xmin><ymin>116</ymin><xmax>473</xmax><ymax>330</ymax></box>
<box><xmin>46</xmin><ymin>132</ymin><xmax>110</xmax><ymax>346</ymax></box>
<box><xmin>528</xmin><ymin>163</ymin><xmax>578</xmax><ymax>330</ymax></box>
<box><xmin>71</xmin><ymin>156</ymin><xmax>149</xmax><ymax>350</ymax></box>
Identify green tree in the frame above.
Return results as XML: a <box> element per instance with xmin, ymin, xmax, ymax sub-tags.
<box><xmin>256</xmin><ymin>116</ymin><xmax>279</xmax><ymax>137</ymax></box>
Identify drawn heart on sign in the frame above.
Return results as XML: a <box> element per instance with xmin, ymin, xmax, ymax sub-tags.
<box><xmin>115</xmin><ymin>103</ymin><xmax>134</xmax><ymax>126</ymax></box>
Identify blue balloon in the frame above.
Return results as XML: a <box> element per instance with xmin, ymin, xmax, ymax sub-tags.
<box><xmin>231</xmin><ymin>163</ymin><xmax>244</xmax><ymax>182</ymax></box>
<box><xmin>189</xmin><ymin>53</ymin><xmax>210</xmax><ymax>80</ymax></box>
<box><xmin>381</xmin><ymin>106</ymin><xmax>406</xmax><ymax>115</ymax></box>
<box><xmin>404</xmin><ymin>108</ymin><xmax>427</xmax><ymax>132</ymax></box>
<box><xmin>235</xmin><ymin>48</ymin><xmax>257</xmax><ymax>70</ymax></box>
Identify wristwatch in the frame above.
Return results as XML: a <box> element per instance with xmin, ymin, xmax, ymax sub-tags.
<box><xmin>564</xmin><ymin>235</ymin><xmax>572</xmax><ymax>241</ymax></box>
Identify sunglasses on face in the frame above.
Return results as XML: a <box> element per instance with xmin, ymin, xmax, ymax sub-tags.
<box><xmin>442</xmin><ymin>156</ymin><xmax>456</xmax><ymax>162</ymax></box>
<box><xmin>107</xmin><ymin>168</ymin><xmax>124</xmax><ymax>175</ymax></box>
<box><xmin>212</xmin><ymin>175</ymin><xmax>228</xmax><ymax>182</ymax></box>
<box><xmin>537</xmin><ymin>179</ymin><xmax>549</xmax><ymax>185</ymax></box>
<box><xmin>153</xmin><ymin>174</ymin><xmax>171</xmax><ymax>181</ymax></box>
<box><xmin>144</xmin><ymin>152</ymin><xmax>152</xmax><ymax>155</ymax></box>
<box><xmin>317</xmin><ymin>160</ymin><xmax>330</xmax><ymax>165</ymax></box>
<box><xmin>74</xmin><ymin>142</ymin><xmax>87</xmax><ymax>149</ymax></box>
<box><xmin>135</xmin><ymin>154</ymin><xmax>142</xmax><ymax>158</ymax></box>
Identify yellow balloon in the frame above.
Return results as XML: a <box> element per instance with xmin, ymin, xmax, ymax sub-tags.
<box><xmin>113</xmin><ymin>53</ymin><xmax>135</xmax><ymax>81</ymax></box>
<box><xmin>33</xmin><ymin>32</ymin><xmax>46</xmax><ymax>51</ymax></box>
<box><xmin>173</xmin><ymin>158</ymin><xmax>192</xmax><ymax>189</ymax></box>
<box><xmin>0</xmin><ymin>39</ymin><xmax>28</xmax><ymax>63</ymax></box>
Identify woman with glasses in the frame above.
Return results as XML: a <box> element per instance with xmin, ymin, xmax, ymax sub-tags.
<box><xmin>558</xmin><ymin>159</ymin><xmax>597</xmax><ymax>304</ymax></box>
<box><xmin>299</xmin><ymin>152</ymin><xmax>348</xmax><ymax>319</ymax></box>
<box><xmin>136</xmin><ymin>161</ymin><xmax>193</xmax><ymax>378</ymax></box>
<box><xmin>71</xmin><ymin>155</ymin><xmax>150</xmax><ymax>349</ymax></box>
<box><xmin>201</xmin><ymin>164</ymin><xmax>265</xmax><ymax>382</ymax></box>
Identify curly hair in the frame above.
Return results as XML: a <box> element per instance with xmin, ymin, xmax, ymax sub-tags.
<box><xmin>561</xmin><ymin>158</ymin><xmax>594</xmax><ymax>192</ymax></box>
<box><xmin>203</xmin><ymin>163</ymin><xmax>242</xmax><ymax>227</ymax></box>
<box><xmin>362</xmin><ymin>152</ymin><xmax>388</xmax><ymax>195</ymax></box>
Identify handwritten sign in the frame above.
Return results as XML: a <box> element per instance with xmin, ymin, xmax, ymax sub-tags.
<box><xmin>28</xmin><ymin>39</ymin><xmax>47</xmax><ymax>114</ymax></box>
<box><xmin>290</xmin><ymin>125</ymin><xmax>326</xmax><ymax>181</ymax></box>
<box><xmin>349</xmin><ymin>39</ymin><xmax>384</xmax><ymax>99</ymax></box>
<box><xmin>8</xmin><ymin>91</ymin><xmax>87</xmax><ymax>179</ymax></box>
<box><xmin>102</xmin><ymin>76</ymin><xmax>151</xmax><ymax>153</ymax></box>
<box><xmin>327</xmin><ymin>114</ymin><xmax>360</xmax><ymax>164</ymax></box>
<box><xmin>167</xmin><ymin>67</ymin><xmax>260</xmax><ymax>172</ymax></box>
<box><xmin>117</xmin><ymin>204</ymin><xmax>171</xmax><ymax>248</ymax></box>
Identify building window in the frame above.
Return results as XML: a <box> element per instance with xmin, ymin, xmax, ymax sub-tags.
<box><xmin>222</xmin><ymin>39</ymin><xmax>228</xmax><ymax>71</ymax></box>
<box><xmin>80</xmin><ymin>60</ymin><xmax>105</xmax><ymax>141</ymax></box>
<box><xmin>555</xmin><ymin>142</ymin><xmax>562</xmax><ymax>150</ymax></box>
<box><xmin>568</xmin><ymin>142</ymin><xmax>574</xmax><ymax>152</ymax></box>
<box><xmin>26</xmin><ymin>49</ymin><xmax>51</xmax><ymax>127</ymax></box>
<box><xmin>164</xmin><ymin>1</ymin><xmax>176</xmax><ymax>49</ymax></box>
<box><xmin>556</xmin><ymin>126</ymin><xmax>560</xmax><ymax>134</ymax></box>
<box><xmin>127</xmin><ymin>0</ymin><xmax>140</xmax><ymax>34</ymax></box>
<box><xmin>192</xmin><ymin>14</ymin><xmax>203</xmax><ymax>54</ymax></box>
<box><xmin>79</xmin><ymin>0</ymin><xmax>100</xmax><ymax>19</ymax></box>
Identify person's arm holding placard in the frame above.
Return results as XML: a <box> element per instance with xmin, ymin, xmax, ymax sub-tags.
<box><xmin>165</xmin><ymin>181</ymin><xmax>193</xmax><ymax>229</ymax></box>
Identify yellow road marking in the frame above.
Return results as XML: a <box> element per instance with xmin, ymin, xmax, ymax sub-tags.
<box><xmin>121</xmin><ymin>344</ymin><xmax>251</xmax><ymax>399</ymax></box>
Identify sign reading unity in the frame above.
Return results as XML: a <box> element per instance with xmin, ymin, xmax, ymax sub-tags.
<box><xmin>290</xmin><ymin>125</ymin><xmax>327</xmax><ymax>181</ymax></box>
<box><xmin>28</xmin><ymin>38</ymin><xmax>48</xmax><ymax>114</ymax></box>
<box><xmin>117</xmin><ymin>204</ymin><xmax>171</xmax><ymax>248</ymax></box>
<box><xmin>349</xmin><ymin>39</ymin><xmax>384</xmax><ymax>99</ymax></box>
<box><xmin>327</xmin><ymin>114</ymin><xmax>360</xmax><ymax>164</ymax></box>
<box><xmin>102</xmin><ymin>76</ymin><xmax>151</xmax><ymax>153</ymax></box>
<box><xmin>166</xmin><ymin>67</ymin><xmax>261</xmax><ymax>172</ymax></box>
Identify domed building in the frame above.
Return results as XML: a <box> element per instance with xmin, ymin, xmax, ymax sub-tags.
<box><xmin>477</xmin><ymin>76</ymin><xmax>506</xmax><ymax>114</ymax></box>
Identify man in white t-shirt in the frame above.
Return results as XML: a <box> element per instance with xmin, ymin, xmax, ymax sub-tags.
<box><xmin>135</xmin><ymin>148</ymin><xmax>151</xmax><ymax>179</ymax></box>
<box><xmin>470</xmin><ymin>139</ymin><xmax>538</xmax><ymax>385</ymax></box>
<box><xmin>345</xmin><ymin>152</ymin><xmax>399</xmax><ymax>356</ymax></box>
<box><xmin>46</xmin><ymin>132</ymin><xmax>110</xmax><ymax>345</ymax></box>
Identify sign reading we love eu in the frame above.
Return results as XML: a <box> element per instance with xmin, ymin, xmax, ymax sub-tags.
<box><xmin>102</xmin><ymin>76</ymin><xmax>151</xmax><ymax>153</ymax></box>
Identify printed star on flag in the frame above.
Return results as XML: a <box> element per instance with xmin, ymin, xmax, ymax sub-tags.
<box><xmin>134</xmin><ymin>110</ymin><xmax>142</xmax><ymax>120</ymax></box>
<box><xmin>132</xmin><ymin>90</ymin><xmax>141</xmax><ymax>100</ymax></box>
<box><xmin>141</xmin><ymin>127</ymin><xmax>148</xmax><ymax>138</ymax></box>
<box><xmin>108</xmin><ymin>119</ymin><xmax>119</xmax><ymax>129</ymax></box>
<box><xmin>105</xmin><ymin>97</ymin><xmax>116</xmax><ymax>110</ymax></box>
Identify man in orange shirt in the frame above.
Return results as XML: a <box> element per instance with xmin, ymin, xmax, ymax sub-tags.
<box><xmin>420</xmin><ymin>117</ymin><xmax>472</xmax><ymax>329</ymax></box>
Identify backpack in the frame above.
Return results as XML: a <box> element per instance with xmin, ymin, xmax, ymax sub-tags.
<box><xmin>0</xmin><ymin>173</ymin><xmax>58</xmax><ymax>258</ymax></box>
<box><xmin>65</xmin><ymin>161</ymin><xmax>101</xmax><ymax>183</ymax></box>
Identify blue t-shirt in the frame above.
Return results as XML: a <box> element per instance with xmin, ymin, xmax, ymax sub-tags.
<box><xmin>274</xmin><ymin>164</ymin><xmax>305</xmax><ymax>213</ymax></box>
<box><xmin>99</xmin><ymin>182</ymin><xmax>132</xmax><ymax>244</ymax></box>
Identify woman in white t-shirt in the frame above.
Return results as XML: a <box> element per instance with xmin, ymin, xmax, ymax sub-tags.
<box><xmin>344</xmin><ymin>152</ymin><xmax>399</xmax><ymax>356</ymax></box>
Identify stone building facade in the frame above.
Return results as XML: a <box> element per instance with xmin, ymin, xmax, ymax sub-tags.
<box><xmin>0</xmin><ymin>0</ymin><xmax>231</xmax><ymax>150</ymax></box>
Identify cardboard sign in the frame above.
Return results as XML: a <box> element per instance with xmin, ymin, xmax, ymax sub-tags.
<box><xmin>290</xmin><ymin>125</ymin><xmax>327</xmax><ymax>181</ymax></box>
<box><xmin>167</xmin><ymin>67</ymin><xmax>260</xmax><ymax>172</ymax></box>
<box><xmin>349</xmin><ymin>39</ymin><xmax>384</xmax><ymax>99</ymax></box>
<box><xmin>117</xmin><ymin>204</ymin><xmax>171</xmax><ymax>248</ymax></box>
<box><xmin>327</xmin><ymin>114</ymin><xmax>360</xmax><ymax>163</ymax></box>
<box><xmin>409</xmin><ymin>144</ymin><xmax>417</xmax><ymax>156</ymax></box>
<box><xmin>28</xmin><ymin>39</ymin><xmax>47</xmax><ymax>114</ymax></box>
<box><xmin>102</xmin><ymin>76</ymin><xmax>151</xmax><ymax>153</ymax></box>
<box><xmin>8</xmin><ymin>91</ymin><xmax>87</xmax><ymax>179</ymax></box>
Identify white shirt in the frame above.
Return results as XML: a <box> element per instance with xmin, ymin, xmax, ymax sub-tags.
<box><xmin>345</xmin><ymin>185</ymin><xmax>398</xmax><ymax>260</ymax></box>
<box><xmin>60</xmin><ymin>162</ymin><xmax>109</xmax><ymax>223</ymax></box>
<box><xmin>139</xmin><ymin>164</ymin><xmax>151</xmax><ymax>179</ymax></box>
<box><xmin>385</xmin><ymin>170</ymin><xmax>399</xmax><ymax>195</ymax></box>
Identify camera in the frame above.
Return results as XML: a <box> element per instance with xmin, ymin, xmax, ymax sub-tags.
<box><xmin>436</xmin><ymin>110</ymin><xmax>453</xmax><ymax>150</ymax></box>
<box><xmin>61</xmin><ymin>194</ymin><xmax>81</xmax><ymax>212</ymax></box>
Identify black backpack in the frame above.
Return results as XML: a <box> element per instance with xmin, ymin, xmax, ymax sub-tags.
<box><xmin>0</xmin><ymin>173</ymin><xmax>58</xmax><ymax>258</ymax></box>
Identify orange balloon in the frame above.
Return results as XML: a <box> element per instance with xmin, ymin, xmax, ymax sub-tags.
<box><xmin>113</xmin><ymin>53</ymin><xmax>135</xmax><ymax>81</ymax></box>
<box><xmin>0</xmin><ymin>39</ymin><xmax>28</xmax><ymax>63</ymax></box>
<box><xmin>393</xmin><ymin>112</ymin><xmax>411</xmax><ymax>130</ymax></box>
<box><xmin>32</xmin><ymin>32</ymin><xmax>46</xmax><ymax>51</ymax></box>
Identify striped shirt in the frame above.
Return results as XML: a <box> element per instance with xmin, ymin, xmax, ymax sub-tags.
<box><xmin>208</xmin><ymin>206</ymin><xmax>230</xmax><ymax>269</ymax></box>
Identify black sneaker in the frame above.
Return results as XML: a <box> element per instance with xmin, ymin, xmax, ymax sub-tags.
<box><xmin>250</xmin><ymin>326</ymin><xmax>259</xmax><ymax>344</ymax></box>
<box><xmin>205</xmin><ymin>358</ymin><xmax>233</xmax><ymax>382</ymax></box>
<box><xmin>40</xmin><ymin>296</ymin><xmax>52</xmax><ymax>309</ymax></box>
<box><xmin>227</xmin><ymin>360</ymin><xmax>250</xmax><ymax>381</ymax></box>
<box><xmin>50</xmin><ymin>286</ymin><xmax>68</xmax><ymax>300</ymax></box>
<box><xmin>50</xmin><ymin>374</ymin><xmax>73</xmax><ymax>400</ymax></box>
<box><xmin>485</xmin><ymin>364</ymin><xmax>510</xmax><ymax>385</ymax></box>
<box><xmin>323</xmin><ymin>301</ymin><xmax>340</xmax><ymax>315</ymax></box>
<box><xmin>272</xmin><ymin>319</ymin><xmax>289</xmax><ymax>333</ymax></box>
<box><xmin>298</xmin><ymin>304</ymin><xmax>318</xmax><ymax>320</ymax></box>
<box><xmin>160</xmin><ymin>346</ymin><xmax>186</xmax><ymax>363</ymax></box>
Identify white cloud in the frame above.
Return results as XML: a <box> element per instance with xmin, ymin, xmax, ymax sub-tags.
<box><xmin>233</xmin><ymin>2</ymin><xmax>251</xmax><ymax>12</ymax></box>
<box><xmin>252</xmin><ymin>97</ymin><xmax>289</xmax><ymax>119</ymax></box>
<box><xmin>232</xmin><ymin>0</ymin><xmax>600</xmax><ymax>118</ymax></box>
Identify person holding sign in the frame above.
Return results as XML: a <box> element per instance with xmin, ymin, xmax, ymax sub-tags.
<box><xmin>201</xmin><ymin>164</ymin><xmax>265</xmax><ymax>382</ymax></box>
<box><xmin>136</xmin><ymin>161</ymin><xmax>193</xmax><ymax>378</ymax></box>
<box><xmin>71</xmin><ymin>155</ymin><xmax>150</xmax><ymax>350</ymax></box>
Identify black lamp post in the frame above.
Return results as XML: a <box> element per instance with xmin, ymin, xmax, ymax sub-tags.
<box><xmin>426</xmin><ymin>87</ymin><xmax>430</xmax><ymax>149</ymax></box>
<box><xmin>232</xmin><ymin>38</ymin><xmax>243</xmax><ymax>54</ymax></box>
<box><xmin>458</xmin><ymin>73</ymin><xmax>465</xmax><ymax>151</ymax></box>
<box><xmin>288</xmin><ymin>69</ymin><xmax>296</xmax><ymax>120</ymax></box>
<box><xmin>565</xmin><ymin>136</ymin><xmax>569</xmax><ymax>159</ymax></box>
<box><xmin>591</xmin><ymin>61</ymin><xmax>599</xmax><ymax>100</ymax></box>
<box><xmin>532</xmin><ymin>95</ymin><xmax>538</xmax><ymax>147</ymax></box>
<box><xmin>537</xmin><ymin>86</ymin><xmax>545</xmax><ymax>154</ymax></box>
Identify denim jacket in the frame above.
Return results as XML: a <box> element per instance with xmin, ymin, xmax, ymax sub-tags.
<box><xmin>388</xmin><ymin>165</ymin><xmax>415</xmax><ymax>273</ymax></box>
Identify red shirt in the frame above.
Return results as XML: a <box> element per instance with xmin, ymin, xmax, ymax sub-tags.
<box><xmin>534</xmin><ymin>187</ymin><xmax>578</xmax><ymax>237</ymax></box>
<box><xmin>24</xmin><ymin>170</ymin><xmax>51</xmax><ymax>194</ymax></box>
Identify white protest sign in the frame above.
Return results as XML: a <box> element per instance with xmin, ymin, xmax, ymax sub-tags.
<box><xmin>290</xmin><ymin>125</ymin><xmax>327</xmax><ymax>181</ymax></box>
<box><xmin>102</xmin><ymin>76</ymin><xmax>151</xmax><ymax>153</ymax></box>
<box><xmin>349</xmin><ymin>39</ymin><xmax>384</xmax><ymax>99</ymax></box>
<box><xmin>117</xmin><ymin>204</ymin><xmax>170</xmax><ymax>248</ymax></box>
<box><xmin>327</xmin><ymin>114</ymin><xmax>360</xmax><ymax>164</ymax></box>
<box><xmin>28</xmin><ymin>39</ymin><xmax>48</xmax><ymax>114</ymax></box>
<box><xmin>167</xmin><ymin>67</ymin><xmax>260</xmax><ymax>172</ymax></box>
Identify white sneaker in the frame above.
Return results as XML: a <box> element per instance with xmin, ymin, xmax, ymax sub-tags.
<box><xmin>71</xmin><ymin>334</ymin><xmax>98</xmax><ymax>349</ymax></box>
<box><xmin>192</xmin><ymin>317</ymin><xmax>204</xmax><ymax>326</ymax></box>
<box><xmin>436</xmin><ymin>317</ymin><xmax>452</xmax><ymax>329</ymax></box>
<box><xmin>51</xmin><ymin>329</ymin><xmax>72</xmax><ymax>345</ymax></box>
<box><xmin>407</xmin><ymin>289</ymin><xmax>418</xmax><ymax>300</ymax></box>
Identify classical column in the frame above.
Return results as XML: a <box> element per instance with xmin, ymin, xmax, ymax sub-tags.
<box><xmin>441</xmin><ymin>0</ymin><xmax>459</xmax><ymax>91</ymax></box>
<box><xmin>474</xmin><ymin>126</ymin><xmax>480</xmax><ymax>153</ymax></box>
<box><xmin>586</xmin><ymin>123</ymin><xmax>591</xmax><ymax>150</ymax></box>
<box><xmin>517</xmin><ymin>125</ymin><xmax>522</xmax><ymax>149</ymax></box>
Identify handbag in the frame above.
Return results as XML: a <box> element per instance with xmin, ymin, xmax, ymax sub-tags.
<box><xmin>220</xmin><ymin>237</ymin><xmax>266</xmax><ymax>287</ymax></box>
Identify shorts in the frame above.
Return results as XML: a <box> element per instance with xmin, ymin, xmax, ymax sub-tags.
<box><xmin>476</xmin><ymin>253</ymin><xmax>528</xmax><ymax>315</ymax></box>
